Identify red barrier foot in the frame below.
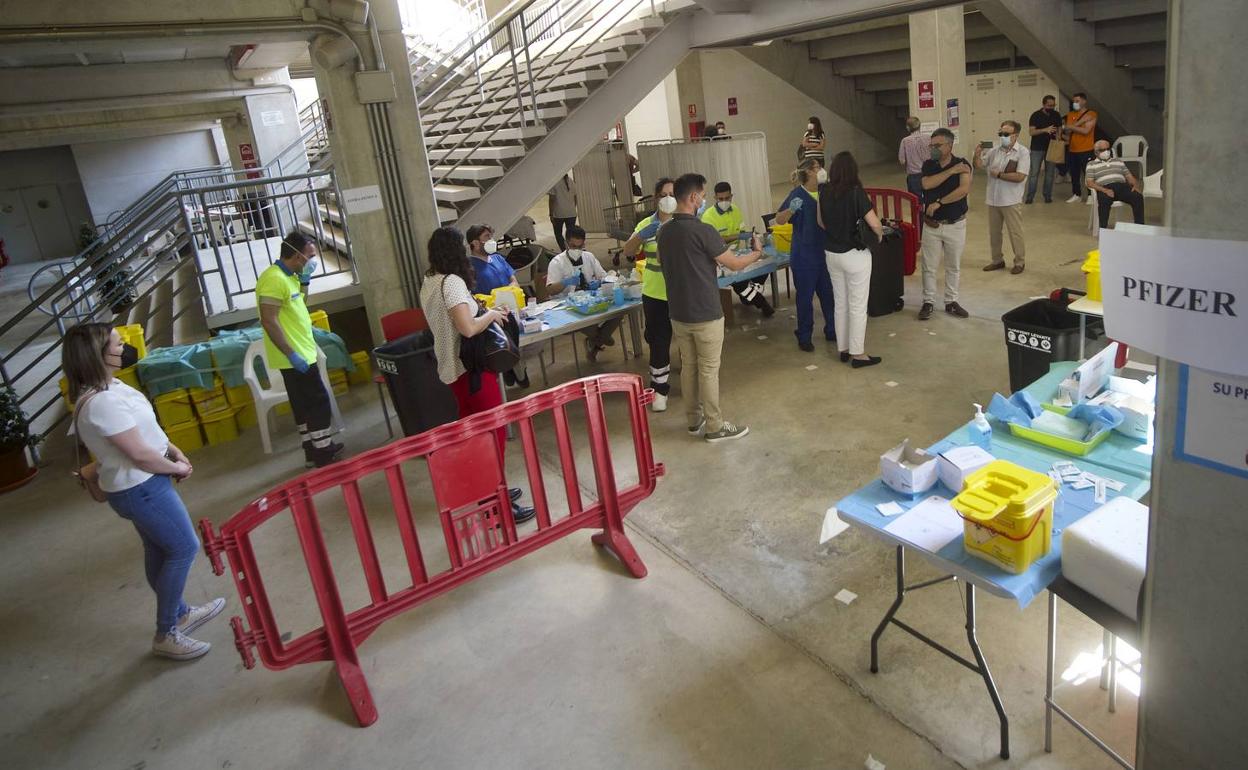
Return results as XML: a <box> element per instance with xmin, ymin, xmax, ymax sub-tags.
<box><xmin>337</xmin><ymin>658</ymin><xmax>379</xmax><ymax>727</ymax></box>
<box><xmin>592</xmin><ymin>529</ymin><xmax>648</xmax><ymax>578</ymax></box>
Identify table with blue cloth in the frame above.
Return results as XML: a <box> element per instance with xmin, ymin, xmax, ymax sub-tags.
<box><xmin>517</xmin><ymin>297</ymin><xmax>644</xmax><ymax>385</ymax></box>
<box><xmin>832</xmin><ymin>362</ymin><xmax>1153</xmax><ymax>759</ymax></box>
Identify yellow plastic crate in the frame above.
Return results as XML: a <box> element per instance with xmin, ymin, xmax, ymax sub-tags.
<box><xmin>115</xmin><ymin>323</ymin><xmax>147</xmax><ymax>360</ymax></box>
<box><xmin>58</xmin><ymin>377</ymin><xmax>75</xmax><ymax>409</ymax></box>
<box><xmin>165</xmin><ymin>419</ymin><xmax>205</xmax><ymax>453</ymax></box>
<box><xmin>189</xmin><ymin>378</ymin><xmax>230</xmax><ymax>418</ymax></box>
<box><xmin>1007</xmin><ymin>403</ymin><xmax>1113</xmax><ymax>456</ymax></box>
<box><xmin>154</xmin><ymin>390</ymin><xmax>195</xmax><ymax>427</ymax></box>
<box><xmin>309</xmin><ymin>309</ymin><xmax>330</xmax><ymax>331</ymax></box>
<box><xmin>770</xmin><ymin>222</ymin><xmax>793</xmax><ymax>254</ymax></box>
<box><xmin>275</xmin><ymin>401</ymin><xmax>292</xmax><ymax>417</ymax></box>
<box><xmin>224</xmin><ymin>382</ymin><xmax>253</xmax><ymax>407</ymax></box>
<box><xmin>234</xmin><ymin>401</ymin><xmax>258</xmax><ymax>430</ymax></box>
<box><xmin>115</xmin><ymin>365</ymin><xmax>141</xmax><ymax>391</ymax></box>
<box><xmin>329</xmin><ymin>369</ymin><xmax>349</xmax><ymax>396</ymax></box>
<box><xmin>201</xmin><ymin>408</ymin><xmax>241</xmax><ymax>446</ymax></box>
<box><xmin>1081</xmin><ymin>250</ymin><xmax>1102</xmax><ymax>302</ymax></box>
<box><xmin>952</xmin><ymin>460</ymin><xmax>1058</xmax><ymax>575</ymax></box>
<box><xmin>348</xmin><ymin>351</ymin><xmax>372</xmax><ymax>386</ymax></box>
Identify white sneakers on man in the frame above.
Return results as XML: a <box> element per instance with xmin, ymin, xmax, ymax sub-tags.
<box><xmin>1066</xmin><ymin>195</ymin><xmax>1081</xmax><ymax>203</ymax></box>
<box><xmin>650</xmin><ymin>393</ymin><xmax>668</xmax><ymax>412</ymax></box>
<box><xmin>153</xmin><ymin>629</ymin><xmax>211</xmax><ymax>660</ymax></box>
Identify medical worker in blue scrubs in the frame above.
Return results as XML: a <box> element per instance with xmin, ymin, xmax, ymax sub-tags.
<box><xmin>774</xmin><ymin>159</ymin><xmax>835</xmax><ymax>352</ymax></box>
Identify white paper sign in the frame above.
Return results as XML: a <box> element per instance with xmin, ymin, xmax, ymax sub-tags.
<box><xmin>341</xmin><ymin>184</ymin><xmax>384</xmax><ymax>214</ymax></box>
<box><xmin>1099</xmin><ymin>227</ymin><xmax>1248</xmax><ymax>376</ymax></box>
<box><xmin>1176</xmin><ymin>365</ymin><xmax>1248</xmax><ymax>479</ymax></box>
<box><xmin>260</xmin><ymin>110</ymin><xmax>286</xmax><ymax>127</ymax></box>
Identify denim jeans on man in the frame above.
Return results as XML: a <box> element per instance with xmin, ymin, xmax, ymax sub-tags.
<box><xmin>1025</xmin><ymin>148</ymin><xmax>1057</xmax><ymax>203</ymax></box>
<box><xmin>107</xmin><ymin>474</ymin><xmax>200</xmax><ymax>634</ymax></box>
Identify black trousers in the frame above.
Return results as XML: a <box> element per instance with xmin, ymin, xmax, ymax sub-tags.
<box><xmin>642</xmin><ymin>294</ymin><xmax>672</xmax><ymax>396</ymax></box>
<box><xmin>550</xmin><ymin>217</ymin><xmax>577</xmax><ymax>251</ymax></box>
<box><xmin>280</xmin><ymin>366</ymin><xmax>335</xmax><ymax>458</ymax></box>
<box><xmin>1097</xmin><ymin>183</ymin><xmax>1146</xmax><ymax>228</ymax></box>
<box><xmin>732</xmin><ymin>279</ymin><xmax>772</xmax><ymax>311</ymax></box>
<box><xmin>1068</xmin><ymin>150</ymin><xmax>1094</xmax><ymax>197</ymax></box>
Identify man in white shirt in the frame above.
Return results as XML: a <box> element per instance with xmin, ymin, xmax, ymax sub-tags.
<box><xmin>975</xmin><ymin>120</ymin><xmax>1031</xmax><ymax>275</ymax></box>
<box><xmin>545</xmin><ymin>225</ymin><xmax>621</xmax><ymax>362</ymax></box>
<box><xmin>547</xmin><ymin>172</ymin><xmax>578</xmax><ymax>251</ymax></box>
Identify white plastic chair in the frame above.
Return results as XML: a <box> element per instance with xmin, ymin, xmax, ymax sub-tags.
<box><xmin>1112</xmin><ymin>135</ymin><xmax>1148</xmax><ymax>182</ymax></box>
<box><xmin>1142</xmin><ymin>168</ymin><xmax>1164</xmax><ymax>199</ymax></box>
<box><xmin>1088</xmin><ymin>189</ymin><xmax>1126</xmax><ymax>236</ymax></box>
<box><xmin>242</xmin><ymin>339</ymin><xmax>344</xmax><ymax>454</ymax></box>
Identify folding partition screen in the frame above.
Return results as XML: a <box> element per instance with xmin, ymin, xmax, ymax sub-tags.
<box><xmin>636</xmin><ymin>133</ymin><xmax>772</xmax><ymax>233</ymax></box>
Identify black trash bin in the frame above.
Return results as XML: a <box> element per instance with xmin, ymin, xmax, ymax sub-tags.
<box><xmin>868</xmin><ymin>224</ymin><xmax>905</xmax><ymax>317</ymax></box>
<box><xmin>1001</xmin><ymin>298</ymin><xmax>1083</xmax><ymax>392</ymax></box>
<box><xmin>373</xmin><ymin>331</ymin><xmax>460</xmax><ymax>437</ymax></box>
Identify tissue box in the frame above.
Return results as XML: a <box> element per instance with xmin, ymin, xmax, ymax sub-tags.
<box><xmin>937</xmin><ymin>445</ymin><xmax>996</xmax><ymax>493</ymax></box>
<box><xmin>880</xmin><ymin>440</ymin><xmax>940</xmax><ymax>496</ymax></box>
<box><xmin>521</xmin><ymin>317</ymin><xmax>542</xmax><ymax>334</ymax></box>
<box><xmin>1061</xmin><ymin>497</ymin><xmax>1149</xmax><ymax>620</ymax></box>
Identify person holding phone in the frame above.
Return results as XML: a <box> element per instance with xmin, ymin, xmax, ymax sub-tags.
<box><xmin>976</xmin><ymin>120</ymin><xmax>1031</xmax><ymax>275</ymax></box>
<box><xmin>62</xmin><ymin>322</ymin><xmax>225</xmax><ymax>661</ymax></box>
<box><xmin>1026</xmin><ymin>95</ymin><xmax>1063</xmax><ymax>203</ymax></box>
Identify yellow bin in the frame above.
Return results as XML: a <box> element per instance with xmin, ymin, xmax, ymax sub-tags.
<box><xmin>951</xmin><ymin>460</ymin><xmax>1058</xmax><ymax>575</ymax></box>
<box><xmin>309</xmin><ymin>309</ymin><xmax>330</xmax><ymax>331</ymax></box>
<box><xmin>201</xmin><ymin>408</ymin><xmax>241</xmax><ymax>446</ymax></box>
<box><xmin>348</xmin><ymin>351</ymin><xmax>372</xmax><ymax>386</ymax></box>
<box><xmin>1081</xmin><ymin>249</ymin><xmax>1102</xmax><ymax>302</ymax></box>
<box><xmin>154</xmin><ymin>390</ymin><xmax>195</xmax><ymax>427</ymax></box>
<box><xmin>328</xmin><ymin>369</ymin><xmax>349</xmax><ymax>396</ymax></box>
<box><xmin>770</xmin><ymin>223</ymin><xmax>793</xmax><ymax>254</ymax></box>
<box><xmin>115</xmin><ymin>323</ymin><xmax>147</xmax><ymax>360</ymax></box>
<box><xmin>190</xmin><ymin>378</ymin><xmax>230</xmax><ymax>418</ymax></box>
<box><xmin>165</xmin><ymin>419</ymin><xmax>205</xmax><ymax>453</ymax></box>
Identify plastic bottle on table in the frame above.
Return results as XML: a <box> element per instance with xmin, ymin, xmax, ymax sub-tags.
<box><xmin>968</xmin><ymin>403</ymin><xmax>992</xmax><ymax>450</ymax></box>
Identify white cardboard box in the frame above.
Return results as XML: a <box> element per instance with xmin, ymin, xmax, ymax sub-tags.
<box><xmin>937</xmin><ymin>445</ymin><xmax>996</xmax><ymax>493</ymax></box>
<box><xmin>880</xmin><ymin>439</ymin><xmax>940</xmax><ymax>496</ymax></box>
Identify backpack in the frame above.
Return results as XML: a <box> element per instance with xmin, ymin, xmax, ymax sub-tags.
<box><xmin>442</xmin><ymin>276</ymin><xmax>521</xmax><ymax>393</ymax></box>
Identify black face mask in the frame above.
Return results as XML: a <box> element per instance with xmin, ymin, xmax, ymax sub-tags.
<box><xmin>108</xmin><ymin>343</ymin><xmax>140</xmax><ymax>370</ymax></box>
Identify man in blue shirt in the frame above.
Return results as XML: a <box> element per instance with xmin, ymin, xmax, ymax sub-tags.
<box><xmin>465</xmin><ymin>224</ymin><xmax>518</xmax><ymax>294</ymax></box>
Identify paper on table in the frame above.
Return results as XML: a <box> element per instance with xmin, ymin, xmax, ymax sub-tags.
<box><xmin>884</xmin><ymin>495</ymin><xmax>963</xmax><ymax>551</ymax></box>
<box><xmin>820</xmin><ymin>507</ymin><xmax>850</xmax><ymax>543</ymax></box>
<box><xmin>835</xmin><ymin>589</ymin><xmax>858</xmax><ymax>605</ymax></box>
<box><xmin>875</xmin><ymin>501</ymin><xmax>905</xmax><ymax>517</ymax></box>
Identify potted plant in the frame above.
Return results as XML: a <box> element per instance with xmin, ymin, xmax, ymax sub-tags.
<box><xmin>0</xmin><ymin>386</ymin><xmax>38</xmax><ymax>492</ymax></box>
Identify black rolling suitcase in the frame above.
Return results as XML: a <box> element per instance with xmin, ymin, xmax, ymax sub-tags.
<box><xmin>867</xmin><ymin>225</ymin><xmax>905</xmax><ymax>317</ymax></box>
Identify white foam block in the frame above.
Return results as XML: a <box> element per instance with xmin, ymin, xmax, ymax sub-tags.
<box><xmin>1061</xmin><ymin>497</ymin><xmax>1149</xmax><ymax>620</ymax></box>
<box><xmin>805</xmin><ymin>364</ymin><xmax>819</xmax><ymax>371</ymax></box>
<box><xmin>835</xmin><ymin>589</ymin><xmax>857</xmax><ymax>605</ymax></box>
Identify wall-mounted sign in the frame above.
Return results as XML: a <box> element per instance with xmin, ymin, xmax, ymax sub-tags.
<box><xmin>687</xmin><ymin>103</ymin><xmax>697</xmax><ymax>118</ymax></box>
<box><xmin>946</xmin><ymin>98</ymin><xmax>959</xmax><ymax>127</ymax></box>
<box><xmin>727</xmin><ymin>97</ymin><xmax>738</xmax><ymax>116</ymax></box>
<box><xmin>1176</xmin><ymin>366</ymin><xmax>1248</xmax><ymax>479</ymax></box>
<box><xmin>918</xmin><ymin>80</ymin><xmax>935</xmax><ymax>109</ymax></box>
<box><xmin>341</xmin><ymin>184</ymin><xmax>384</xmax><ymax>214</ymax></box>
<box><xmin>238</xmin><ymin>143</ymin><xmax>255</xmax><ymax>162</ymax></box>
<box><xmin>261</xmin><ymin>110</ymin><xmax>286</xmax><ymax>127</ymax></box>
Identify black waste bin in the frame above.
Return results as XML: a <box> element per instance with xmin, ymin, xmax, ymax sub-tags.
<box><xmin>1001</xmin><ymin>298</ymin><xmax>1083</xmax><ymax>393</ymax></box>
<box><xmin>373</xmin><ymin>331</ymin><xmax>460</xmax><ymax>437</ymax></box>
<box><xmin>867</xmin><ymin>224</ymin><xmax>905</xmax><ymax>317</ymax></box>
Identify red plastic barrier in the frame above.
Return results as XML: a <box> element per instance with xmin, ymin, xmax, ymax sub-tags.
<box><xmin>866</xmin><ymin>187</ymin><xmax>921</xmax><ymax>276</ymax></box>
<box><xmin>199</xmin><ymin>374</ymin><xmax>665</xmax><ymax>727</ymax></box>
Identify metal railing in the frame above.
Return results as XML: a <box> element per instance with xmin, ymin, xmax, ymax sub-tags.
<box><xmin>412</xmin><ymin>0</ymin><xmax>657</xmax><ymax>188</ymax></box>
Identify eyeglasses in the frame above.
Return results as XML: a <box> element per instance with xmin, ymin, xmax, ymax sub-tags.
<box><xmin>998</xmin><ymin>132</ymin><xmax>1013</xmax><ymax>137</ymax></box>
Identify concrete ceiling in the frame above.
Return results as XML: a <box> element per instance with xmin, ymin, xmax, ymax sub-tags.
<box><xmin>0</xmin><ymin>36</ymin><xmax>310</xmax><ymax>70</ymax></box>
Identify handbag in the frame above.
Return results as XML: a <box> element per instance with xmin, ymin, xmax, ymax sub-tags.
<box><xmin>71</xmin><ymin>392</ymin><xmax>108</xmax><ymax>503</ymax></box>
<box><xmin>1046</xmin><ymin>138</ymin><xmax>1067</xmax><ymax>164</ymax></box>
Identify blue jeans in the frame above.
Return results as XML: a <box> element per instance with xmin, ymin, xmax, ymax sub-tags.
<box><xmin>107</xmin><ymin>474</ymin><xmax>199</xmax><ymax>635</ymax></box>
<box><xmin>905</xmin><ymin>173</ymin><xmax>925</xmax><ymax>204</ymax></box>
<box><xmin>1025</xmin><ymin>148</ymin><xmax>1057</xmax><ymax>202</ymax></box>
<box><xmin>791</xmin><ymin>252</ymin><xmax>836</xmax><ymax>343</ymax></box>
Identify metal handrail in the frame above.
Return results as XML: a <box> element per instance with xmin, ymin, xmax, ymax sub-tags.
<box><xmin>423</xmin><ymin>0</ymin><xmax>649</xmax><ymax>186</ymax></box>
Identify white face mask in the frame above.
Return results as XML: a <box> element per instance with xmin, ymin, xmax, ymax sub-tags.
<box><xmin>1096</xmin><ymin>150</ymin><xmax>1112</xmax><ymax>161</ymax></box>
<box><xmin>567</xmin><ymin>248</ymin><xmax>582</xmax><ymax>260</ymax></box>
<box><xmin>1071</xmin><ymin>101</ymin><xmax>1081</xmax><ymax>111</ymax></box>
<box><xmin>716</xmin><ymin>200</ymin><xmax>732</xmax><ymax>213</ymax></box>
<box><xmin>816</xmin><ymin>168</ymin><xmax>828</xmax><ymax>184</ymax></box>
<box><xmin>999</xmin><ymin>134</ymin><xmax>1012</xmax><ymax>147</ymax></box>
<box><xmin>658</xmin><ymin>195</ymin><xmax>677</xmax><ymax>214</ymax></box>
<box><xmin>806</xmin><ymin>123</ymin><xmax>814</xmax><ymax>131</ymax></box>
<box><xmin>482</xmin><ymin>239</ymin><xmax>497</xmax><ymax>254</ymax></box>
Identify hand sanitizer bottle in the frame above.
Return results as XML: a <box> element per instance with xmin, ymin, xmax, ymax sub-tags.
<box><xmin>968</xmin><ymin>403</ymin><xmax>992</xmax><ymax>450</ymax></box>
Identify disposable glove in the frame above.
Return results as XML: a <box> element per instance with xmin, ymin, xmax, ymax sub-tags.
<box><xmin>287</xmin><ymin>351</ymin><xmax>311</xmax><ymax>373</ymax></box>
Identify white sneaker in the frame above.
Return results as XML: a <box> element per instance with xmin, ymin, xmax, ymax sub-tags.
<box><xmin>650</xmin><ymin>393</ymin><xmax>668</xmax><ymax>412</ymax></box>
<box><xmin>153</xmin><ymin>629</ymin><xmax>211</xmax><ymax>660</ymax></box>
<box><xmin>1086</xmin><ymin>196</ymin><xmax>1095</xmax><ymax>205</ymax></box>
<box><xmin>1066</xmin><ymin>195</ymin><xmax>1080</xmax><ymax>203</ymax></box>
<box><xmin>178</xmin><ymin>597</ymin><xmax>226</xmax><ymax>635</ymax></box>
<box><xmin>687</xmin><ymin>416</ymin><xmax>706</xmax><ymax>436</ymax></box>
<box><xmin>705</xmin><ymin>422</ymin><xmax>750</xmax><ymax>443</ymax></box>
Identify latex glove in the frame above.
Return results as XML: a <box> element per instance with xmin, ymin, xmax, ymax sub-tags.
<box><xmin>588</xmin><ymin>280</ymin><xmax>601</xmax><ymax>292</ymax></box>
<box><xmin>561</xmin><ymin>274</ymin><xmax>581</xmax><ymax>288</ymax></box>
<box><xmin>299</xmin><ymin>258</ymin><xmax>318</xmax><ymax>283</ymax></box>
<box><xmin>787</xmin><ymin>197</ymin><xmax>803</xmax><ymax>213</ymax></box>
<box><xmin>637</xmin><ymin>219</ymin><xmax>661</xmax><ymax>241</ymax></box>
<box><xmin>287</xmin><ymin>351</ymin><xmax>311</xmax><ymax>373</ymax></box>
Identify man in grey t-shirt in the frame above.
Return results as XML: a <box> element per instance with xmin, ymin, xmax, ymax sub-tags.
<box><xmin>657</xmin><ymin>172</ymin><xmax>765</xmax><ymax>443</ymax></box>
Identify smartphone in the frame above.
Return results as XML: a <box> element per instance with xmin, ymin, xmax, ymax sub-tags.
<box><xmin>979</xmin><ymin>140</ymin><xmax>993</xmax><ymax>150</ymax></box>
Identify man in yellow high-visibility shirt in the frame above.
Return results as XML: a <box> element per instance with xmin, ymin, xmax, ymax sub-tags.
<box><xmin>255</xmin><ymin>231</ymin><xmax>342</xmax><ymax>468</ymax></box>
<box><xmin>701</xmin><ymin>181</ymin><xmax>773</xmax><ymax>316</ymax></box>
<box><xmin>622</xmin><ymin>177</ymin><xmax>675</xmax><ymax>412</ymax></box>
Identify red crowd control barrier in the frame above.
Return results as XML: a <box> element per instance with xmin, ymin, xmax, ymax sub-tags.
<box><xmin>866</xmin><ymin>187</ymin><xmax>922</xmax><ymax>276</ymax></box>
<box><xmin>199</xmin><ymin>374</ymin><xmax>665</xmax><ymax>727</ymax></box>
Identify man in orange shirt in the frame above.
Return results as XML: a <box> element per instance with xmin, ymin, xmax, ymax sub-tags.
<box><xmin>1062</xmin><ymin>92</ymin><xmax>1098</xmax><ymax>203</ymax></box>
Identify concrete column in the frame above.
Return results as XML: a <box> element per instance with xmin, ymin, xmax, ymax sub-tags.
<box><xmin>312</xmin><ymin>0</ymin><xmax>440</xmax><ymax>340</ymax></box>
<box><xmin>908</xmin><ymin>6</ymin><xmax>965</xmax><ymax>149</ymax></box>
<box><xmin>673</xmin><ymin>52</ymin><xmax>706</xmax><ymax>139</ymax></box>
<box><xmin>1136</xmin><ymin>3</ymin><xmax>1248</xmax><ymax>768</ymax></box>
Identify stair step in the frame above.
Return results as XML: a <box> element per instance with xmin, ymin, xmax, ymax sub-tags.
<box><xmin>424</xmin><ymin>86</ymin><xmax>589</xmax><ymax>119</ymax></box>
<box><xmin>437</xmin><ymin>206</ymin><xmax>460</xmax><ymax>223</ymax></box>
<box><xmin>434</xmin><ymin>183</ymin><xmax>482</xmax><ymax>203</ymax></box>
<box><xmin>422</xmin><ymin>105</ymin><xmax>567</xmax><ymax>133</ymax></box>
<box><xmin>426</xmin><ymin>144</ymin><xmax>526</xmax><ymax>162</ymax></box>
<box><xmin>430</xmin><ymin>164</ymin><xmax>505</xmax><ymax>181</ymax></box>
<box><xmin>446</xmin><ymin>51</ymin><xmax>625</xmax><ymax>100</ymax></box>
<box><xmin>447</xmin><ymin>68</ymin><xmax>607</xmax><ymax>102</ymax></box>
<box><xmin>428</xmin><ymin>124</ymin><xmax>546</xmax><ymax>146</ymax></box>
<box><xmin>318</xmin><ymin>202</ymin><xmax>344</xmax><ymax>226</ymax></box>
<box><xmin>171</xmin><ymin>259</ymin><xmax>208</xmax><ymax>345</ymax></box>
<box><xmin>298</xmin><ymin>219</ymin><xmax>350</xmax><ymax>256</ymax></box>
<box><xmin>147</xmin><ymin>269</ymin><xmax>175</xmax><ymax>350</ymax></box>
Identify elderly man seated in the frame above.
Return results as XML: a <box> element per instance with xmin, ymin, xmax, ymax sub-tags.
<box><xmin>1084</xmin><ymin>140</ymin><xmax>1145</xmax><ymax>230</ymax></box>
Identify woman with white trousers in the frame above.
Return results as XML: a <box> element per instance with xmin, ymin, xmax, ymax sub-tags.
<box><xmin>817</xmin><ymin>151</ymin><xmax>885</xmax><ymax>368</ymax></box>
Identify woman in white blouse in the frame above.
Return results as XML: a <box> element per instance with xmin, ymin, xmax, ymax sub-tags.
<box><xmin>62</xmin><ymin>323</ymin><xmax>224</xmax><ymax>660</ymax></box>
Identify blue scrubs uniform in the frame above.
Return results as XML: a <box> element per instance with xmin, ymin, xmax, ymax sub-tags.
<box><xmin>779</xmin><ymin>186</ymin><xmax>836</xmax><ymax>344</ymax></box>
<box><xmin>470</xmin><ymin>253</ymin><xmax>516</xmax><ymax>294</ymax></box>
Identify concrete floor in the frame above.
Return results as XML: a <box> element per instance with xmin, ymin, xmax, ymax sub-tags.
<box><xmin>0</xmin><ymin>162</ymin><xmax>1159</xmax><ymax>769</ymax></box>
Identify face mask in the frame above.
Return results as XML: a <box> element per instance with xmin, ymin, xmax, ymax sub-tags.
<box><xmin>483</xmin><ymin>239</ymin><xmax>498</xmax><ymax>254</ymax></box>
<box><xmin>107</xmin><ymin>343</ymin><xmax>140</xmax><ymax>370</ymax></box>
<box><xmin>816</xmin><ymin>168</ymin><xmax>828</xmax><ymax>184</ymax></box>
<box><xmin>567</xmin><ymin>248</ymin><xmax>582</xmax><ymax>261</ymax></box>
<box><xmin>658</xmin><ymin>195</ymin><xmax>677</xmax><ymax>214</ymax></box>
<box><xmin>999</xmin><ymin>134</ymin><xmax>1012</xmax><ymax>147</ymax></box>
<box><xmin>930</xmin><ymin>147</ymin><xmax>943</xmax><ymax>161</ymax></box>
<box><xmin>806</xmin><ymin>123</ymin><xmax>814</xmax><ymax>131</ymax></box>
<box><xmin>1071</xmin><ymin>101</ymin><xmax>1081</xmax><ymax>111</ymax></box>
<box><xmin>716</xmin><ymin>200</ymin><xmax>732</xmax><ymax>213</ymax></box>
<box><xmin>1097</xmin><ymin>150</ymin><xmax>1112</xmax><ymax>161</ymax></box>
